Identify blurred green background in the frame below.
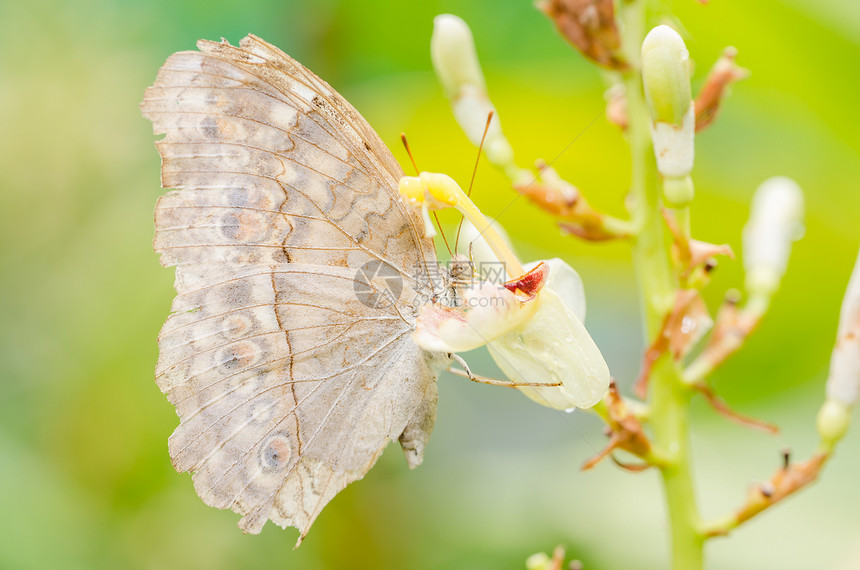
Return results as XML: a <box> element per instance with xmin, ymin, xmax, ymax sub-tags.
<box><xmin>1</xmin><ymin>0</ymin><xmax>859</xmax><ymax>568</ymax></box>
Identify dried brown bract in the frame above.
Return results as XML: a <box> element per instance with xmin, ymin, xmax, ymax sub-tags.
<box><xmin>704</xmin><ymin>452</ymin><xmax>828</xmax><ymax>537</ymax></box>
<box><xmin>687</xmin><ymin>291</ymin><xmax>762</xmax><ymax>380</ymax></box>
<box><xmin>695</xmin><ymin>47</ymin><xmax>749</xmax><ymax>132</ymax></box>
<box><xmin>693</xmin><ymin>383</ymin><xmax>779</xmax><ymax>434</ymax></box>
<box><xmin>539</xmin><ymin>0</ymin><xmax>629</xmax><ymax>70</ymax></box>
<box><xmin>583</xmin><ymin>381</ymin><xmax>654</xmax><ymax>470</ymax></box>
<box><xmin>605</xmin><ymin>83</ymin><xmax>628</xmax><ymax>130</ymax></box>
<box><xmin>633</xmin><ymin>288</ymin><xmax>712</xmax><ymax>397</ymax></box>
<box><xmin>663</xmin><ymin>208</ymin><xmax>734</xmax><ymax>284</ymax></box>
<box><xmin>517</xmin><ymin>161</ymin><xmax>632</xmax><ymax>241</ymax></box>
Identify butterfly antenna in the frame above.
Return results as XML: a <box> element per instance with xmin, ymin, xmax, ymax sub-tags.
<box><xmin>402</xmin><ymin>132</ymin><xmax>453</xmax><ymax>257</ymax></box>
<box><xmin>436</xmin><ymin>213</ymin><xmax>453</xmax><ymax>257</ymax></box>
<box><xmin>400</xmin><ymin>133</ymin><xmax>420</xmax><ymax>175</ymax></box>
<box><xmin>454</xmin><ymin>111</ymin><xmax>494</xmax><ymax>254</ymax></box>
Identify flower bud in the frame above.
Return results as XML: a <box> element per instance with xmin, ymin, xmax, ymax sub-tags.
<box><xmin>431</xmin><ymin>14</ymin><xmax>516</xmax><ymax>169</ymax></box>
<box><xmin>817</xmin><ymin>398</ymin><xmax>850</xmax><ymax>447</ymax></box>
<box><xmin>641</xmin><ymin>25</ymin><xmax>695</xmax><ymax>206</ymax></box>
<box><xmin>824</xmin><ymin>247</ymin><xmax>860</xmax><ymax>407</ymax></box>
<box><xmin>642</xmin><ymin>25</ymin><xmax>691</xmax><ymax>126</ymax></box>
<box><xmin>525</xmin><ymin>552</ymin><xmax>552</xmax><ymax>570</ymax></box>
<box><xmin>742</xmin><ymin>177</ymin><xmax>805</xmax><ymax>295</ymax></box>
<box><xmin>430</xmin><ymin>14</ymin><xmax>486</xmax><ymax>99</ymax></box>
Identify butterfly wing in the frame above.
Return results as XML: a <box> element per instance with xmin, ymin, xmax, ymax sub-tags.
<box><xmin>141</xmin><ymin>35</ymin><xmax>443</xmax><ymax>541</ymax></box>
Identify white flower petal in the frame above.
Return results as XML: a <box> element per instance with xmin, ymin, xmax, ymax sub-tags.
<box><xmin>650</xmin><ymin>106</ymin><xmax>695</xmax><ymax>178</ymax></box>
<box><xmin>526</xmin><ymin>258</ymin><xmax>586</xmax><ymax>322</ymax></box>
<box><xmin>413</xmin><ymin>282</ymin><xmax>539</xmax><ymax>353</ymax></box>
<box><xmin>488</xmin><ymin>288</ymin><xmax>610</xmax><ymax>409</ymax></box>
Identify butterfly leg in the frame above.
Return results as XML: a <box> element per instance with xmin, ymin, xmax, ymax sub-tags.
<box><xmin>447</xmin><ymin>354</ymin><xmax>561</xmax><ymax>388</ymax></box>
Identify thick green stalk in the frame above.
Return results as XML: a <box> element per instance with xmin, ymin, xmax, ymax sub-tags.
<box><xmin>619</xmin><ymin>1</ymin><xmax>705</xmax><ymax>568</ymax></box>
<box><xmin>648</xmin><ymin>360</ymin><xmax>704</xmax><ymax>568</ymax></box>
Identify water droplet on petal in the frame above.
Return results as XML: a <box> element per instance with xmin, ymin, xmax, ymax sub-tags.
<box><xmin>525</xmin><ymin>337</ymin><xmax>551</xmax><ymax>358</ymax></box>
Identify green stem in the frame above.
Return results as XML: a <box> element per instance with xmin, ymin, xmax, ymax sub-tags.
<box><xmin>599</xmin><ymin>213</ymin><xmax>637</xmax><ymax>238</ymax></box>
<box><xmin>619</xmin><ymin>1</ymin><xmax>705</xmax><ymax>568</ymax></box>
<box><xmin>649</xmin><ymin>360</ymin><xmax>705</xmax><ymax>567</ymax></box>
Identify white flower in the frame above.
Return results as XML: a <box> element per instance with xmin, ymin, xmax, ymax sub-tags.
<box><xmin>454</xmin><ymin>219</ymin><xmax>609</xmax><ymax>409</ymax></box>
<box><xmin>742</xmin><ymin>176</ymin><xmax>805</xmax><ymax>295</ymax></box>
<box><xmin>402</xmin><ymin>178</ymin><xmax>610</xmax><ymax>410</ymax></box>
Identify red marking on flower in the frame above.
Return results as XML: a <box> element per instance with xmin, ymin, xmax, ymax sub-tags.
<box><xmin>504</xmin><ymin>262</ymin><xmax>549</xmax><ymax>297</ymax></box>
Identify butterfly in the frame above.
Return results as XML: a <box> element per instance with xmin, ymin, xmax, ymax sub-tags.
<box><xmin>141</xmin><ymin>34</ymin><xmax>451</xmax><ymax>543</ymax></box>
